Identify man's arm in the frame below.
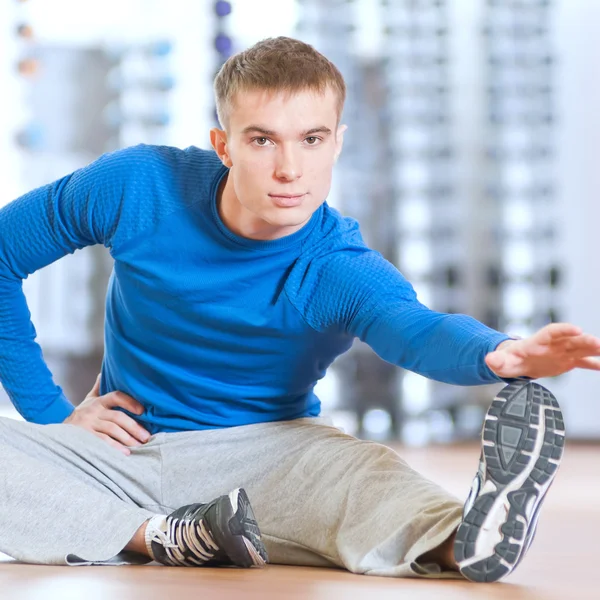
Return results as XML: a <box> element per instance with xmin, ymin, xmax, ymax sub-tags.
<box><xmin>348</xmin><ymin>288</ymin><xmax>514</xmax><ymax>386</ymax></box>
<box><xmin>293</xmin><ymin>223</ymin><xmax>600</xmax><ymax>383</ymax></box>
<box><xmin>336</xmin><ymin>253</ymin><xmax>600</xmax><ymax>383</ymax></box>
<box><xmin>0</xmin><ymin>148</ymin><xmax>134</xmax><ymax>423</ymax></box>
<box><xmin>303</xmin><ymin>248</ymin><xmax>515</xmax><ymax>386</ymax></box>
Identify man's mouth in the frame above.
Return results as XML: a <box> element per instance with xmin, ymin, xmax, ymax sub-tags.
<box><xmin>269</xmin><ymin>193</ymin><xmax>306</xmax><ymax>207</ymax></box>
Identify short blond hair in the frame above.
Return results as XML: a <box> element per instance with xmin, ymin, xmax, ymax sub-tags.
<box><xmin>214</xmin><ymin>36</ymin><xmax>346</xmax><ymax>129</ymax></box>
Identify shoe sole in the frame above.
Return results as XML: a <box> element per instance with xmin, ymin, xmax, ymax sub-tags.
<box><xmin>213</xmin><ymin>488</ymin><xmax>268</xmax><ymax>568</ymax></box>
<box><xmin>454</xmin><ymin>382</ymin><xmax>565</xmax><ymax>583</ymax></box>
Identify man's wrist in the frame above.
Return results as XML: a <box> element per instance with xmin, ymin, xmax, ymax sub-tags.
<box><xmin>495</xmin><ymin>335</ymin><xmax>523</xmax><ymax>352</ymax></box>
<box><xmin>491</xmin><ymin>336</ymin><xmax>534</xmax><ymax>381</ymax></box>
<box><xmin>495</xmin><ymin>339</ymin><xmax>517</xmax><ymax>352</ymax></box>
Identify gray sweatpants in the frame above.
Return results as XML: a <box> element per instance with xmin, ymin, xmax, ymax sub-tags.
<box><xmin>0</xmin><ymin>415</ymin><xmax>464</xmax><ymax>578</ymax></box>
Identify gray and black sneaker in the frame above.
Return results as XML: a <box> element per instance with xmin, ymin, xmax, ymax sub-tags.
<box><xmin>454</xmin><ymin>382</ymin><xmax>565</xmax><ymax>583</ymax></box>
<box><xmin>146</xmin><ymin>488</ymin><xmax>268</xmax><ymax>568</ymax></box>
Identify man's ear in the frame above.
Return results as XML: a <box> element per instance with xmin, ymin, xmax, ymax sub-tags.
<box><xmin>210</xmin><ymin>128</ymin><xmax>233</xmax><ymax>168</ymax></box>
<box><xmin>334</xmin><ymin>124</ymin><xmax>347</xmax><ymax>163</ymax></box>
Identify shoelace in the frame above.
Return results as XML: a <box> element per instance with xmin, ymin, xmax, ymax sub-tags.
<box><xmin>150</xmin><ymin>526</ymin><xmax>178</xmax><ymax>550</ymax></box>
<box><xmin>155</xmin><ymin>516</ymin><xmax>220</xmax><ymax>566</ymax></box>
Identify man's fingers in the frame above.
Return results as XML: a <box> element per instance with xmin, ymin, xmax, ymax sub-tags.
<box><xmin>547</xmin><ymin>322</ymin><xmax>582</xmax><ymax>336</ymax></box>
<box><xmin>90</xmin><ymin>374</ymin><xmax>101</xmax><ymax>397</ymax></box>
<box><xmin>536</xmin><ymin>323</ymin><xmax>582</xmax><ymax>345</ymax></box>
<box><xmin>96</xmin><ymin>432</ymin><xmax>131</xmax><ymax>456</ymax></box>
<box><xmin>555</xmin><ymin>335</ymin><xmax>600</xmax><ymax>353</ymax></box>
<box><xmin>102</xmin><ymin>391</ymin><xmax>145</xmax><ymax>415</ymax></box>
<box><xmin>486</xmin><ymin>351</ymin><xmax>513</xmax><ymax>367</ymax></box>
<box><xmin>568</xmin><ymin>348</ymin><xmax>600</xmax><ymax>361</ymax></box>
<box><xmin>102</xmin><ymin>411</ymin><xmax>151</xmax><ymax>444</ymax></box>
<box><xmin>573</xmin><ymin>357</ymin><xmax>600</xmax><ymax>371</ymax></box>
<box><xmin>485</xmin><ymin>353</ymin><xmax>503</xmax><ymax>371</ymax></box>
<box><xmin>99</xmin><ymin>392</ymin><xmax>150</xmax><ymax>443</ymax></box>
<box><xmin>486</xmin><ymin>352</ymin><xmax>523</xmax><ymax>375</ymax></box>
<box><xmin>95</xmin><ymin>419</ymin><xmax>144</xmax><ymax>448</ymax></box>
<box><xmin>575</xmin><ymin>334</ymin><xmax>600</xmax><ymax>350</ymax></box>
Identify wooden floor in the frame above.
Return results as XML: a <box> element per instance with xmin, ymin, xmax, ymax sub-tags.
<box><xmin>0</xmin><ymin>443</ymin><xmax>597</xmax><ymax>600</ymax></box>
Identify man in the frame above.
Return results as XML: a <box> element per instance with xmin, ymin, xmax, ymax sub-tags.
<box><xmin>0</xmin><ymin>36</ymin><xmax>598</xmax><ymax>583</ymax></box>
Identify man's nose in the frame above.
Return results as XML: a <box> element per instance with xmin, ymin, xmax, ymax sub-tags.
<box><xmin>275</xmin><ymin>146</ymin><xmax>302</xmax><ymax>181</ymax></box>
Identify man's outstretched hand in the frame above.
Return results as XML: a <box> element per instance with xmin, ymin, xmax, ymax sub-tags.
<box><xmin>485</xmin><ymin>323</ymin><xmax>600</xmax><ymax>380</ymax></box>
<box><xmin>64</xmin><ymin>374</ymin><xmax>151</xmax><ymax>455</ymax></box>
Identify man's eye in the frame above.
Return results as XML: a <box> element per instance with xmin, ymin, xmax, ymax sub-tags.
<box><xmin>306</xmin><ymin>137</ymin><xmax>320</xmax><ymax>145</ymax></box>
<box><xmin>256</xmin><ymin>137</ymin><xmax>268</xmax><ymax>145</ymax></box>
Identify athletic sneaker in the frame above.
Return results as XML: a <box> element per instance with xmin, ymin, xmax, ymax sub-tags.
<box><xmin>454</xmin><ymin>381</ymin><xmax>565</xmax><ymax>583</ymax></box>
<box><xmin>145</xmin><ymin>487</ymin><xmax>268</xmax><ymax>568</ymax></box>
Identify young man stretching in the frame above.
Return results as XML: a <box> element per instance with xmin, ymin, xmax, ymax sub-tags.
<box><xmin>0</xmin><ymin>37</ymin><xmax>598</xmax><ymax>583</ymax></box>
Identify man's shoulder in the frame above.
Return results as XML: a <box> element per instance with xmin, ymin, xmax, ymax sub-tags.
<box><xmin>289</xmin><ymin>205</ymin><xmax>378</xmax><ymax>296</ymax></box>
<box><xmin>298</xmin><ymin>203</ymin><xmax>407</xmax><ymax>287</ymax></box>
<box><xmin>306</xmin><ymin>203</ymin><xmax>369</xmax><ymax>255</ymax></box>
<box><xmin>94</xmin><ymin>144</ymin><xmax>225</xmax><ymax>250</ymax></box>
<box><xmin>98</xmin><ymin>143</ymin><xmax>225</xmax><ymax>211</ymax></box>
<box><xmin>99</xmin><ymin>143</ymin><xmax>222</xmax><ymax>181</ymax></box>
<box><xmin>286</xmin><ymin>206</ymin><xmax>396</xmax><ymax>331</ymax></box>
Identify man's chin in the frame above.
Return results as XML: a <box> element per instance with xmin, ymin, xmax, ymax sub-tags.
<box><xmin>275</xmin><ymin>213</ymin><xmax>313</xmax><ymax>228</ymax></box>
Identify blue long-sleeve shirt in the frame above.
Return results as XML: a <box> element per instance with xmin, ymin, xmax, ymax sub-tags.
<box><xmin>0</xmin><ymin>144</ymin><xmax>512</xmax><ymax>433</ymax></box>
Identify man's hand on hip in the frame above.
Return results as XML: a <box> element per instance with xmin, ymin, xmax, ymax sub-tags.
<box><xmin>64</xmin><ymin>374</ymin><xmax>151</xmax><ymax>455</ymax></box>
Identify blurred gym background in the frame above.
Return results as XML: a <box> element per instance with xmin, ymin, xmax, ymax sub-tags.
<box><xmin>1</xmin><ymin>0</ymin><xmax>599</xmax><ymax>444</ymax></box>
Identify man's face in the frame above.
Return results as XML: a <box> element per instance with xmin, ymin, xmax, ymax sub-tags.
<box><xmin>212</xmin><ymin>86</ymin><xmax>346</xmax><ymax>240</ymax></box>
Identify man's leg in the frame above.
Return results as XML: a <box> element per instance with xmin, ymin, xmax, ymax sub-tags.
<box><xmin>157</xmin><ymin>382</ymin><xmax>563</xmax><ymax>581</ymax></box>
<box><xmin>0</xmin><ymin>416</ymin><xmax>268</xmax><ymax>569</ymax></box>
<box><xmin>158</xmin><ymin>416</ymin><xmax>465</xmax><ymax>578</ymax></box>
<box><xmin>0</xmin><ymin>417</ymin><xmax>162</xmax><ymax>565</ymax></box>
<box><xmin>418</xmin><ymin>531</ymin><xmax>458</xmax><ymax>572</ymax></box>
<box><xmin>123</xmin><ymin>521</ymin><xmax>150</xmax><ymax>556</ymax></box>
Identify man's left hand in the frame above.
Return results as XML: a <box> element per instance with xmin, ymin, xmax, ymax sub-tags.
<box><xmin>485</xmin><ymin>322</ymin><xmax>600</xmax><ymax>379</ymax></box>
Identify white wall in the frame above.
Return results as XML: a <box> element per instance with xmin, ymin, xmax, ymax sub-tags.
<box><xmin>548</xmin><ymin>0</ymin><xmax>600</xmax><ymax>437</ymax></box>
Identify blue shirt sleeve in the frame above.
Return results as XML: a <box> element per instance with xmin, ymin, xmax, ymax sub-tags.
<box><xmin>0</xmin><ymin>147</ymin><xmax>141</xmax><ymax>423</ymax></box>
<box><xmin>302</xmin><ymin>246</ymin><xmax>514</xmax><ymax>386</ymax></box>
